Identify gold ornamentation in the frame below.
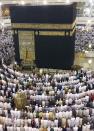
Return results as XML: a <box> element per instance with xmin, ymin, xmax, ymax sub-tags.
<box><xmin>72</xmin><ymin>19</ymin><xmax>76</xmax><ymax>28</ymax></box>
<box><xmin>70</xmin><ymin>26</ymin><xmax>76</xmax><ymax>36</ymax></box>
<box><xmin>18</xmin><ymin>31</ymin><xmax>35</xmax><ymax>64</ymax></box>
<box><xmin>39</xmin><ymin>31</ymin><xmax>65</xmax><ymax>36</ymax></box>
<box><xmin>66</xmin><ymin>32</ymin><xmax>69</xmax><ymax>36</ymax></box>
<box><xmin>12</xmin><ymin>20</ymin><xmax>76</xmax><ymax>30</ymax></box>
<box><xmin>14</xmin><ymin>91</ymin><xmax>27</xmax><ymax>110</ymax></box>
<box><xmin>2</xmin><ymin>7</ymin><xmax>10</xmax><ymax>16</ymax></box>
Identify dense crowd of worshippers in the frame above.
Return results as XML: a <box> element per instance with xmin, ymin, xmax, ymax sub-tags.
<box><xmin>0</xmin><ymin>28</ymin><xmax>15</xmax><ymax>64</ymax></box>
<box><xmin>0</xmin><ymin>63</ymin><xmax>93</xmax><ymax>131</ymax></box>
<box><xmin>75</xmin><ymin>26</ymin><xmax>94</xmax><ymax>52</ymax></box>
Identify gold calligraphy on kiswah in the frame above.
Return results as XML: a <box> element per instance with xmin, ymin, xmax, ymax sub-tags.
<box><xmin>39</xmin><ymin>30</ymin><xmax>76</xmax><ymax>37</ymax></box>
<box><xmin>12</xmin><ymin>20</ymin><xmax>76</xmax><ymax>30</ymax></box>
<box><xmin>13</xmin><ymin>30</ymin><xmax>76</xmax><ymax>37</ymax></box>
<box><xmin>39</xmin><ymin>31</ymin><xmax>65</xmax><ymax>36</ymax></box>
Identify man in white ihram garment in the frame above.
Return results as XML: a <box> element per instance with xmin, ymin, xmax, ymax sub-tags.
<box><xmin>75</xmin><ymin>117</ymin><xmax>80</xmax><ymax>126</ymax></box>
<box><xmin>54</xmin><ymin>118</ymin><xmax>58</xmax><ymax>127</ymax></box>
<box><xmin>86</xmin><ymin>123</ymin><xmax>90</xmax><ymax>131</ymax></box>
<box><xmin>35</xmin><ymin>118</ymin><xmax>39</xmax><ymax>128</ymax></box>
<box><xmin>24</xmin><ymin>125</ymin><xmax>29</xmax><ymax>131</ymax></box>
<box><xmin>82</xmin><ymin>124</ymin><xmax>87</xmax><ymax>131</ymax></box>
<box><xmin>0</xmin><ymin>124</ymin><xmax>3</xmax><ymax>131</ymax></box>
<box><xmin>16</xmin><ymin>127</ymin><xmax>20</xmax><ymax>131</ymax></box>
<box><xmin>73</xmin><ymin>126</ymin><xmax>78</xmax><ymax>131</ymax></box>
<box><xmin>70</xmin><ymin>117</ymin><xmax>75</xmax><ymax>128</ymax></box>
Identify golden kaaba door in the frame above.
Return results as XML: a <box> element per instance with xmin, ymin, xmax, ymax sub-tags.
<box><xmin>18</xmin><ymin>31</ymin><xmax>35</xmax><ymax>66</ymax></box>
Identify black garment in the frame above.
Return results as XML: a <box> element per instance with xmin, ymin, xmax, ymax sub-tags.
<box><xmin>72</xmin><ymin>109</ymin><xmax>76</xmax><ymax>117</ymax></box>
<box><xmin>58</xmin><ymin>118</ymin><xmax>62</xmax><ymax>127</ymax></box>
<box><xmin>57</xmin><ymin>85</ymin><xmax>62</xmax><ymax>90</ymax></box>
<box><xmin>63</xmin><ymin>127</ymin><xmax>67</xmax><ymax>131</ymax></box>
<box><xmin>78</xmin><ymin>126</ymin><xmax>82</xmax><ymax>131</ymax></box>
<box><xmin>86</xmin><ymin>101</ymin><xmax>91</xmax><ymax>107</ymax></box>
<box><xmin>76</xmin><ymin>87</ymin><xmax>79</xmax><ymax>93</ymax></box>
<box><xmin>50</xmin><ymin>128</ymin><xmax>54</xmax><ymax>131</ymax></box>
<box><xmin>11</xmin><ymin>99</ymin><xmax>15</xmax><ymax>109</ymax></box>
<box><xmin>3</xmin><ymin>124</ymin><xmax>7</xmax><ymax>131</ymax></box>
<box><xmin>31</xmin><ymin>119</ymin><xmax>35</xmax><ymax>128</ymax></box>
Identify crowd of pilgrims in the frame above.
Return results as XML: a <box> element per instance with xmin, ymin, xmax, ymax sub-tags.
<box><xmin>0</xmin><ymin>29</ymin><xmax>15</xmax><ymax>64</ymax></box>
<box><xmin>0</xmin><ymin>64</ymin><xmax>94</xmax><ymax>131</ymax></box>
<box><xmin>75</xmin><ymin>26</ymin><xmax>94</xmax><ymax>52</ymax></box>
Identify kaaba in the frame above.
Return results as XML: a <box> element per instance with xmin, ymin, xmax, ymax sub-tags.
<box><xmin>9</xmin><ymin>3</ymin><xmax>76</xmax><ymax>69</ymax></box>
